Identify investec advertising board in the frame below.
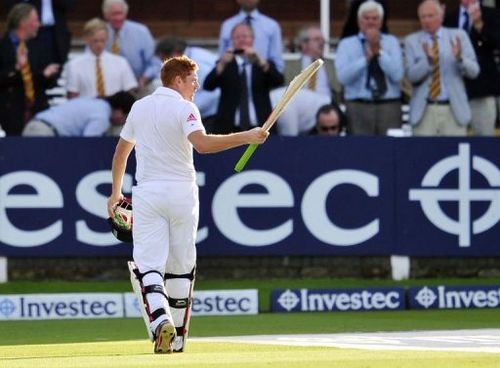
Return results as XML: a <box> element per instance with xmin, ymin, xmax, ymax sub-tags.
<box><xmin>0</xmin><ymin>137</ymin><xmax>498</xmax><ymax>257</ymax></box>
<box><xmin>271</xmin><ymin>285</ymin><xmax>500</xmax><ymax>313</ymax></box>
<box><xmin>0</xmin><ymin>289</ymin><xmax>258</xmax><ymax>320</ymax></box>
<box><xmin>409</xmin><ymin>285</ymin><xmax>500</xmax><ymax>310</ymax></box>
<box><xmin>272</xmin><ymin>288</ymin><xmax>406</xmax><ymax>312</ymax></box>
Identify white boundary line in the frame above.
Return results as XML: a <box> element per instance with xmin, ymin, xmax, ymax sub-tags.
<box><xmin>194</xmin><ymin>329</ymin><xmax>500</xmax><ymax>354</ymax></box>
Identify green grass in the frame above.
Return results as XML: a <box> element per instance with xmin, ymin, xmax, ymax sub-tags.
<box><xmin>0</xmin><ymin>340</ymin><xmax>498</xmax><ymax>368</ymax></box>
<box><xmin>2</xmin><ymin>308</ymin><xmax>500</xmax><ymax>346</ymax></box>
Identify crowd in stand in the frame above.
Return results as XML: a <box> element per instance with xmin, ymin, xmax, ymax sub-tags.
<box><xmin>0</xmin><ymin>0</ymin><xmax>499</xmax><ymax>137</ymax></box>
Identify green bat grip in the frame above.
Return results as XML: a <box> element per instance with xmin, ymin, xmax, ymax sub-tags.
<box><xmin>234</xmin><ymin>143</ymin><xmax>258</xmax><ymax>172</ymax></box>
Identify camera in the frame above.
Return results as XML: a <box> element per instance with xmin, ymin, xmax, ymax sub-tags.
<box><xmin>233</xmin><ymin>48</ymin><xmax>245</xmax><ymax>55</ymax></box>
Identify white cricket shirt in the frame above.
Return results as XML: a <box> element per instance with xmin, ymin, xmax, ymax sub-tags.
<box><xmin>120</xmin><ymin>87</ymin><xmax>205</xmax><ymax>183</ymax></box>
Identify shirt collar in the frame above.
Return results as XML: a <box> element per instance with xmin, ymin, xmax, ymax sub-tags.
<box><xmin>153</xmin><ymin>86</ymin><xmax>183</xmax><ymax>99</ymax></box>
<box><xmin>427</xmin><ymin>27</ymin><xmax>443</xmax><ymax>40</ymax></box>
<box><xmin>235</xmin><ymin>55</ymin><xmax>247</xmax><ymax>67</ymax></box>
<box><xmin>87</xmin><ymin>50</ymin><xmax>108</xmax><ymax>59</ymax></box>
<box><xmin>239</xmin><ymin>9</ymin><xmax>260</xmax><ymax>20</ymax></box>
<box><xmin>8</xmin><ymin>32</ymin><xmax>20</xmax><ymax>45</ymax></box>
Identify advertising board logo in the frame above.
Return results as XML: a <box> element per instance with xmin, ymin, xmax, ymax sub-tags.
<box><xmin>414</xmin><ymin>286</ymin><xmax>437</xmax><ymax>309</ymax></box>
<box><xmin>277</xmin><ymin>289</ymin><xmax>300</xmax><ymax>311</ymax></box>
<box><xmin>0</xmin><ymin>298</ymin><xmax>16</xmax><ymax>317</ymax></box>
<box><xmin>409</xmin><ymin>143</ymin><xmax>500</xmax><ymax>247</ymax></box>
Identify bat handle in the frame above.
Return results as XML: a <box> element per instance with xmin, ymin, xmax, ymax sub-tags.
<box><xmin>234</xmin><ymin>144</ymin><xmax>258</xmax><ymax>172</ymax></box>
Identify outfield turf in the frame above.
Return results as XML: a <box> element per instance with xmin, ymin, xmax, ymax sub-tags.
<box><xmin>0</xmin><ymin>340</ymin><xmax>499</xmax><ymax>368</ymax></box>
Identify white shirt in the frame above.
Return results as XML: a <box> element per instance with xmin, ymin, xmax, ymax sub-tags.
<box><xmin>459</xmin><ymin>6</ymin><xmax>471</xmax><ymax>32</ymax></box>
<box><xmin>271</xmin><ymin>87</ymin><xmax>331</xmax><ymax>136</ymax></box>
<box><xmin>120</xmin><ymin>87</ymin><xmax>205</xmax><ymax>183</ymax></box>
<box><xmin>65</xmin><ymin>50</ymin><xmax>138</xmax><ymax>97</ymax></box>
<box><xmin>41</xmin><ymin>0</ymin><xmax>55</xmax><ymax>26</ymax></box>
<box><xmin>235</xmin><ymin>55</ymin><xmax>258</xmax><ymax>127</ymax></box>
<box><xmin>301</xmin><ymin>56</ymin><xmax>331</xmax><ymax>99</ymax></box>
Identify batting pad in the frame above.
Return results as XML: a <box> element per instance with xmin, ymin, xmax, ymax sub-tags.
<box><xmin>165</xmin><ymin>269</ymin><xmax>195</xmax><ymax>352</ymax></box>
<box><xmin>128</xmin><ymin>261</ymin><xmax>154</xmax><ymax>341</ymax></box>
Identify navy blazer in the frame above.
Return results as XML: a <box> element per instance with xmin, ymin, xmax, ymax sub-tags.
<box><xmin>444</xmin><ymin>6</ymin><xmax>500</xmax><ymax>98</ymax></box>
<box><xmin>0</xmin><ymin>35</ymin><xmax>58</xmax><ymax>135</ymax></box>
<box><xmin>204</xmin><ymin>59</ymin><xmax>284</xmax><ymax>134</ymax></box>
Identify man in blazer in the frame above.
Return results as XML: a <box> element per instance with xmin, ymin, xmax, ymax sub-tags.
<box><xmin>6</xmin><ymin>0</ymin><xmax>74</xmax><ymax>65</ymax></box>
<box><xmin>204</xmin><ymin>22</ymin><xmax>283</xmax><ymax>134</ymax></box>
<box><xmin>404</xmin><ymin>0</ymin><xmax>479</xmax><ymax>136</ymax></box>
<box><xmin>0</xmin><ymin>3</ymin><xmax>60</xmax><ymax>135</ymax></box>
<box><xmin>444</xmin><ymin>0</ymin><xmax>500</xmax><ymax>136</ymax></box>
<box><xmin>285</xmin><ymin>24</ymin><xmax>341</xmax><ymax>103</ymax></box>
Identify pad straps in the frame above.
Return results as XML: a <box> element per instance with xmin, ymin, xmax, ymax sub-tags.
<box><xmin>164</xmin><ymin>267</ymin><xmax>196</xmax><ymax>282</ymax></box>
<box><xmin>135</xmin><ymin>269</ymin><xmax>169</xmax><ymax>323</ymax></box>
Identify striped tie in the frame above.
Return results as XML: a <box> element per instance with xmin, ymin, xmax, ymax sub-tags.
<box><xmin>95</xmin><ymin>57</ymin><xmax>105</xmax><ymax>96</ymax></box>
<box><xmin>18</xmin><ymin>41</ymin><xmax>35</xmax><ymax>105</ymax></box>
<box><xmin>111</xmin><ymin>31</ymin><xmax>120</xmax><ymax>54</ymax></box>
<box><xmin>307</xmin><ymin>70</ymin><xmax>317</xmax><ymax>91</ymax></box>
<box><xmin>428</xmin><ymin>35</ymin><xmax>441</xmax><ymax>100</ymax></box>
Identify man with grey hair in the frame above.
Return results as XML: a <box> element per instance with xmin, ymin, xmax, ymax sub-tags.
<box><xmin>405</xmin><ymin>0</ymin><xmax>479</xmax><ymax>136</ymax></box>
<box><xmin>284</xmin><ymin>24</ymin><xmax>341</xmax><ymax>102</ymax></box>
<box><xmin>102</xmin><ymin>0</ymin><xmax>160</xmax><ymax>94</ymax></box>
<box><xmin>0</xmin><ymin>3</ymin><xmax>60</xmax><ymax>135</ymax></box>
<box><xmin>335</xmin><ymin>0</ymin><xmax>403</xmax><ymax>135</ymax></box>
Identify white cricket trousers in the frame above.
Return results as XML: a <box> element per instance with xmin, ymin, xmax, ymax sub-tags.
<box><xmin>132</xmin><ymin>180</ymin><xmax>198</xmax><ymax>276</ymax></box>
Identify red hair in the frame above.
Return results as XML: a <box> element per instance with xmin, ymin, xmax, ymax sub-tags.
<box><xmin>160</xmin><ymin>55</ymin><xmax>198</xmax><ymax>87</ymax></box>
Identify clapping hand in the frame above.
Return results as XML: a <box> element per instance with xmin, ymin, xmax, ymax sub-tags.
<box><xmin>43</xmin><ymin>63</ymin><xmax>60</xmax><ymax>78</ymax></box>
<box><xmin>451</xmin><ymin>37</ymin><xmax>462</xmax><ymax>60</ymax></box>
<box><xmin>365</xmin><ymin>28</ymin><xmax>381</xmax><ymax>60</ymax></box>
<box><xmin>422</xmin><ymin>42</ymin><xmax>437</xmax><ymax>63</ymax></box>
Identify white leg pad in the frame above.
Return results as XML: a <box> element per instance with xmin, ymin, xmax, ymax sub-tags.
<box><xmin>164</xmin><ymin>269</ymin><xmax>195</xmax><ymax>352</ymax></box>
<box><xmin>129</xmin><ymin>261</ymin><xmax>174</xmax><ymax>342</ymax></box>
<box><xmin>128</xmin><ymin>261</ymin><xmax>154</xmax><ymax>341</ymax></box>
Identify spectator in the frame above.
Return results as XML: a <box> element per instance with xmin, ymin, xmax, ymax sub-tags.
<box><xmin>444</xmin><ymin>0</ymin><xmax>500</xmax><ymax>136</ymax></box>
<box><xmin>64</xmin><ymin>17</ymin><xmax>137</xmax><ymax>99</ymax></box>
<box><xmin>405</xmin><ymin>0</ymin><xmax>479</xmax><ymax>136</ymax></box>
<box><xmin>204</xmin><ymin>22</ymin><xmax>283</xmax><ymax>134</ymax></box>
<box><xmin>310</xmin><ymin>104</ymin><xmax>345</xmax><ymax>136</ymax></box>
<box><xmin>218</xmin><ymin>0</ymin><xmax>284</xmax><ymax>72</ymax></box>
<box><xmin>153</xmin><ymin>36</ymin><xmax>220</xmax><ymax>120</ymax></box>
<box><xmin>6</xmin><ymin>0</ymin><xmax>74</xmax><ymax>65</ymax></box>
<box><xmin>285</xmin><ymin>24</ymin><xmax>342</xmax><ymax>102</ymax></box>
<box><xmin>341</xmin><ymin>0</ymin><xmax>389</xmax><ymax>39</ymax></box>
<box><xmin>22</xmin><ymin>91</ymin><xmax>135</xmax><ymax>136</ymax></box>
<box><xmin>102</xmin><ymin>0</ymin><xmax>160</xmax><ymax>94</ymax></box>
<box><xmin>271</xmin><ymin>87</ymin><xmax>331</xmax><ymax>136</ymax></box>
<box><xmin>0</xmin><ymin>3</ymin><xmax>60</xmax><ymax>136</ymax></box>
<box><xmin>335</xmin><ymin>0</ymin><xmax>403</xmax><ymax>135</ymax></box>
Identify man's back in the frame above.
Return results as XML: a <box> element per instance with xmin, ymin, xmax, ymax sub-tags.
<box><xmin>120</xmin><ymin>87</ymin><xmax>205</xmax><ymax>183</ymax></box>
<box><xmin>35</xmin><ymin>97</ymin><xmax>110</xmax><ymax>136</ymax></box>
